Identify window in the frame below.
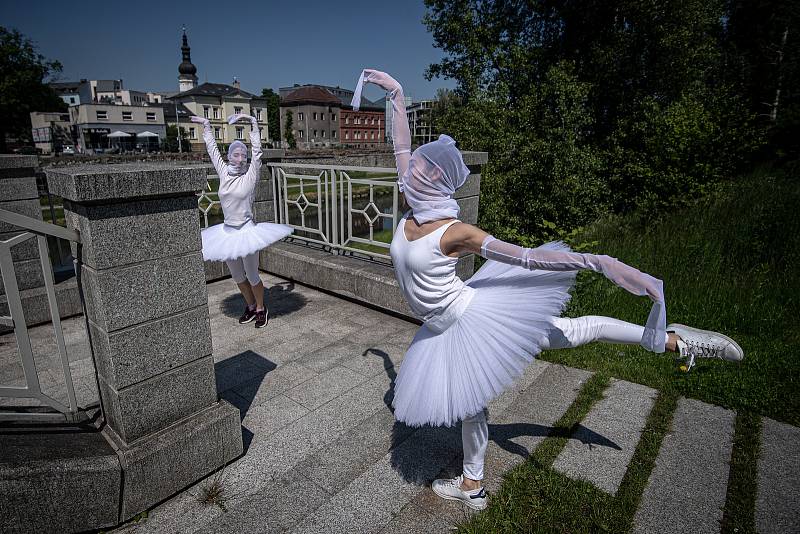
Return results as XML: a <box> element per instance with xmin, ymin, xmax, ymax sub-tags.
<box><xmin>313</xmin><ymin>112</ymin><xmax>317</xmax><ymax>120</ymax></box>
<box><xmin>320</xmin><ymin>113</ymin><xmax>325</xmax><ymax>120</ymax></box>
<box><xmin>96</xmin><ymin>110</ymin><xmax>108</xmax><ymax>120</ymax></box>
<box><xmin>332</xmin><ymin>130</ymin><xmax>337</xmax><ymax>138</ymax></box>
<box><xmin>236</xmin><ymin>126</ymin><xmax>244</xmax><ymax>139</ymax></box>
<box><xmin>189</xmin><ymin>127</ymin><xmax>196</xmax><ymax>139</ymax></box>
<box><xmin>214</xmin><ymin>127</ymin><xmax>222</xmax><ymax>139</ymax></box>
<box><xmin>255</xmin><ymin>108</ymin><xmax>262</xmax><ymax>121</ymax></box>
<box><xmin>213</xmin><ymin>107</ymin><xmax>220</xmax><ymax>119</ymax></box>
<box><xmin>371</xmin><ymin>118</ymin><xmax>375</xmax><ymax>125</ymax></box>
<box><xmin>299</xmin><ymin>130</ymin><xmax>304</xmax><ymax>138</ymax></box>
<box><xmin>69</xmin><ymin>97</ymin><xmax>75</xmax><ymax>104</ymax></box>
<box><xmin>332</xmin><ymin>113</ymin><xmax>337</xmax><ymax>121</ymax></box>
<box><xmin>345</xmin><ymin>131</ymin><xmax>349</xmax><ymax>140</ymax></box>
<box><xmin>298</xmin><ymin>112</ymin><xmax>304</xmax><ymax>121</ymax></box>
<box><xmin>146</xmin><ymin>112</ymin><xmax>156</xmax><ymax>121</ymax></box>
<box><xmin>234</xmin><ymin>106</ymin><xmax>243</xmax><ymax>114</ymax></box>
<box><xmin>321</xmin><ymin>130</ymin><xmax>326</xmax><ymax>138</ymax></box>
<box><xmin>345</xmin><ymin>117</ymin><xmax>350</xmax><ymax>124</ymax></box>
<box><xmin>204</xmin><ymin>106</ymin><xmax>210</xmax><ymax>119</ymax></box>
<box><xmin>371</xmin><ymin>132</ymin><xmax>375</xmax><ymax>140</ymax></box>
<box><xmin>122</xmin><ymin>111</ymin><xmax>132</xmax><ymax>121</ymax></box>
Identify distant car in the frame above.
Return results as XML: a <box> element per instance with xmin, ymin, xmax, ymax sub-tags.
<box><xmin>14</xmin><ymin>146</ymin><xmax>38</xmax><ymax>155</ymax></box>
<box><xmin>61</xmin><ymin>146</ymin><xmax>75</xmax><ymax>155</ymax></box>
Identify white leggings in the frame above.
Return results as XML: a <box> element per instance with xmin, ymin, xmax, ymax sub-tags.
<box><xmin>226</xmin><ymin>252</ymin><xmax>261</xmax><ymax>286</ymax></box>
<box><xmin>461</xmin><ymin>315</ymin><xmax>669</xmax><ymax>481</ymax></box>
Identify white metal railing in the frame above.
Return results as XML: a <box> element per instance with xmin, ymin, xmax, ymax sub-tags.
<box><xmin>268</xmin><ymin>163</ymin><xmax>400</xmax><ymax>261</ymax></box>
<box><xmin>0</xmin><ymin>208</ymin><xmax>87</xmax><ymax>422</ymax></box>
<box><xmin>196</xmin><ymin>162</ymin><xmax>402</xmax><ymax>262</ymax></box>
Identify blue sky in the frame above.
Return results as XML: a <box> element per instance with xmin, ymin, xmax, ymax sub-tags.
<box><xmin>1</xmin><ymin>0</ymin><xmax>456</xmax><ymax>101</ymax></box>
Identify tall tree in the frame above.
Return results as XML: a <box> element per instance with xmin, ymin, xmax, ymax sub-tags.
<box><xmin>0</xmin><ymin>27</ymin><xmax>66</xmax><ymax>152</ymax></box>
<box><xmin>284</xmin><ymin>110</ymin><xmax>296</xmax><ymax>149</ymax></box>
<box><xmin>261</xmin><ymin>88</ymin><xmax>281</xmax><ymax>143</ymax></box>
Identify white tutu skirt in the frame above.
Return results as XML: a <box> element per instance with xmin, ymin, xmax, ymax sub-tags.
<box><xmin>201</xmin><ymin>221</ymin><xmax>293</xmax><ymax>262</ymax></box>
<box><xmin>393</xmin><ymin>245</ymin><xmax>577</xmax><ymax>428</ymax></box>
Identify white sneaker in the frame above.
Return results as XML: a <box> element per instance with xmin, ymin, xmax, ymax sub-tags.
<box><xmin>668</xmin><ymin>324</ymin><xmax>744</xmax><ymax>370</ymax></box>
<box><xmin>431</xmin><ymin>474</ymin><xmax>488</xmax><ymax>510</ymax></box>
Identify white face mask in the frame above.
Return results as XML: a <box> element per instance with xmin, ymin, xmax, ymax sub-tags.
<box><xmin>227</xmin><ymin>141</ymin><xmax>248</xmax><ymax>174</ymax></box>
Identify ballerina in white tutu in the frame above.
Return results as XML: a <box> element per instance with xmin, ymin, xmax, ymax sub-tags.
<box><xmin>351</xmin><ymin>69</ymin><xmax>744</xmax><ymax>510</ymax></box>
<box><xmin>191</xmin><ymin>112</ymin><xmax>292</xmax><ymax>328</ymax></box>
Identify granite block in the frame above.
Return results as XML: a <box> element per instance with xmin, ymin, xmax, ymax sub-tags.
<box><xmin>79</xmin><ymin>253</ymin><xmax>208</xmax><ymax>331</ymax></box>
<box><xmin>97</xmin><ymin>354</ymin><xmax>218</xmax><ymax>443</ymax></box>
<box><xmin>45</xmin><ymin>163</ymin><xmax>209</xmax><ymax>203</ymax></box>
<box><xmin>453</xmin><ymin>173</ymin><xmax>481</xmax><ymax>200</ymax></box>
<box><xmin>89</xmin><ymin>305</ymin><xmax>212</xmax><ymax>389</ymax></box>
<box><xmin>0</xmin><ymin>258</ymin><xmax>45</xmax><ymax>296</ymax></box>
<box><xmin>0</xmin><ymin>199</ymin><xmax>42</xmax><ymax>233</ymax></box>
<box><xmin>0</xmin><ymin>177</ymin><xmax>38</xmax><ymax>201</ymax></box>
<box><xmin>0</xmin><ymin>231</ymin><xmax>40</xmax><ymax>261</ymax></box>
<box><xmin>455</xmin><ymin>196</ymin><xmax>479</xmax><ymax>225</ymax></box>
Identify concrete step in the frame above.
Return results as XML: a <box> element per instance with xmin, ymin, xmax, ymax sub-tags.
<box><xmin>553</xmin><ymin>378</ymin><xmax>658</xmax><ymax>494</ymax></box>
<box><xmin>755</xmin><ymin>417</ymin><xmax>800</xmax><ymax>534</ymax></box>
<box><xmin>632</xmin><ymin>397</ymin><xmax>735</xmax><ymax>534</ymax></box>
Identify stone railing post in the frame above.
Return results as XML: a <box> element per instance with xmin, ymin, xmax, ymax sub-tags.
<box><xmin>45</xmin><ymin>162</ymin><xmax>242</xmax><ymax>521</ymax></box>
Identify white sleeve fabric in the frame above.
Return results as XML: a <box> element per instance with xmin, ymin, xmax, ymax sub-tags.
<box><xmin>201</xmin><ymin>124</ymin><xmax>226</xmax><ymax>178</ymax></box>
<box><xmin>351</xmin><ymin>69</ymin><xmax>411</xmax><ymax>181</ymax></box>
<box><xmin>248</xmin><ymin>117</ymin><xmax>262</xmax><ymax>175</ymax></box>
<box><xmin>481</xmin><ymin>236</ymin><xmax>666</xmax><ymax>353</ymax></box>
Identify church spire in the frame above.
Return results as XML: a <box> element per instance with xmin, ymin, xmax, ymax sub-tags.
<box><xmin>178</xmin><ymin>26</ymin><xmax>198</xmax><ymax>92</ymax></box>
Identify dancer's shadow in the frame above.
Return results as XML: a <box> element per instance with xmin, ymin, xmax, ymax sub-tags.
<box><xmin>220</xmin><ymin>280</ymin><xmax>307</xmax><ymax>319</ymax></box>
<box><xmin>373</xmin><ymin>349</ymin><xmax>621</xmax><ymax>484</ymax></box>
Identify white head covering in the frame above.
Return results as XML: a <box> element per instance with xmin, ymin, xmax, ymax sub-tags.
<box><xmin>400</xmin><ymin>134</ymin><xmax>470</xmax><ymax>223</ymax></box>
<box><xmin>227</xmin><ymin>140</ymin><xmax>248</xmax><ymax>176</ymax></box>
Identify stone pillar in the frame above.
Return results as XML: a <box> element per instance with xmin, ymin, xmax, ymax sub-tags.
<box><xmin>45</xmin><ymin>163</ymin><xmax>242</xmax><ymax>521</ymax></box>
<box><xmin>453</xmin><ymin>151</ymin><xmax>487</xmax><ymax>279</ymax></box>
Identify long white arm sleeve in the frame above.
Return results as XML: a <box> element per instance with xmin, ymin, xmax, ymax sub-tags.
<box><xmin>201</xmin><ymin>124</ymin><xmax>226</xmax><ymax>178</ymax></box>
<box><xmin>481</xmin><ymin>236</ymin><xmax>667</xmax><ymax>353</ymax></box>
<box><xmin>352</xmin><ymin>69</ymin><xmax>411</xmax><ymax>180</ymax></box>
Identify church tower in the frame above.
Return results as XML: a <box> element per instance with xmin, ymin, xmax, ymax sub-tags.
<box><xmin>178</xmin><ymin>27</ymin><xmax>198</xmax><ymax>92</ymax></box>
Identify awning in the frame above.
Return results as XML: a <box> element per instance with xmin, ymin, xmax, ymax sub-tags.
<box><xmin>106</xmin><ymin>131</ymin><xmax>131</xmax><ymax>138</ymax></box>
<box><xmin>136</xmin><ymin>131</ymin><xmax>160</xmax><ymax>138</ymax></box>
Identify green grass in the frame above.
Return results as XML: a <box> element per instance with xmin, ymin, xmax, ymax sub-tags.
<box><xmin>458</xmin><ymin>167</ymin><xmax>799</xmax><ymax>532</ymax></box>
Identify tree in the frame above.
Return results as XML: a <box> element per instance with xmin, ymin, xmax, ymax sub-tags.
<box><xmin>284</xmin><ymin>110</ymin><xmax>297</xmax><ymax>149</ymax></box>
<box><xmin>0</xmin><ymin>27</ymin><xmax>66</xmax><ymax>152</ymax></box>
<box><xmin>422</xmin><ymin>0</ymin><xmax>763</xmax><ymax>241</ymax></box>
<box><xmin>261</xmin><ymin>88</ymin><xmax>281</xmax><ymax>143</ymax></box>
<box><xmin>163</xmin><ymin>124</ymin><xmax>190</xmax><ymax>152</ymax></box>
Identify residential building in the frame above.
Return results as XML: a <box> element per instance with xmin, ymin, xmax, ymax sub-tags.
<box><xmin>29</xmin><ymin>111</ymin><xmax>73</xmax><ymax>154</ymax></box>
<box><xmin>279</xmin><ymin>86</ymin><xmax>342</xmax><ymax>148</ymax></box>
<box><xmin>407</xmin><ymin>100</ymin><xmax>436</xmax><ymax>146</ymax></box>
<box><xmin>69</xmin><ymin>103</ymin><xmax>166</xmax><ymax>153</ymax></box>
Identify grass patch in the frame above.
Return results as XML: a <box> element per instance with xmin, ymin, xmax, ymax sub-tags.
<box><xmin>460</xmin><ymin>167</ymin><xmax>797</xmax><ymax>532</ymax></box>
<box><xmin>721</xmin><ymin>411</ymin><xmax>762</xmax><ymax>534</ymax></box>
<box><xmin>541</xmin><ymin>168</ymin><xmax>799</xmax><ymax>425</ymax></box>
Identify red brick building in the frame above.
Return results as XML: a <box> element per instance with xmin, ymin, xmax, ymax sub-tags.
<box><xmin>340</xmin><ymin>101</ymin><xmax>385</xmax><ymax>148</ymax></box>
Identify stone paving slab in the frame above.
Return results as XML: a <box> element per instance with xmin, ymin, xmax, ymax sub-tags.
<box><xmin>756</xmin><ymin>417</ymin><xmax>800</xmax><ymax>534</ymax></box>
<box><xmin>553</xmin><ymin>378</ymin><xmax>657</xmax><ymax>494</ymax></box>
<box><xmin>288</xmin><ymin>424</ymin><xmax>462</xmax><ymax>534</ymax></box>
<box><xmin>283</xmin><ymin>365</ymin><xmax>367</xmax><ymax>410</ymax></box>
<box><xmin>632</xmin><ymin>397</ymin><xmax>735</xmax><ymax>534</ymax></box>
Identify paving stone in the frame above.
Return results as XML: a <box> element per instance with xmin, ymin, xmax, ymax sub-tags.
<box><xmin>553</xmin><ymin>378</ymin><xmax>657</xmax><ymax>494</ymax></box>
<box><xmin>295</xmin><ymin>409</ymin><xmax>415</xmax><ymax>494</ymax></box>
<box><xmin>284</xmin><ymin>365</ymin><xmax>367</xmax><ymax>410</ymax></box>
<box><xmin>289</xmin><ymin>424</ymin><xmax>462</xmax><ymax>534</ymax></box>
<box><xmin>231</xmin><ymin>361</ymin><xmax>318</xmax><ymax>411</ymax></box>
<box><xmin>632</xmin><ymin>397</ymin><xmax>735</xmax><ymax>534</ymax></box>
<box><xmin>755</xmin><ymin>417</ymin><xmax>800</xmax><ymax>534</ymax></box>
<box><xmin>194</xmin><ymin>471</ymin><xmax>330</xmax><ymax>534</ymax></box>
<box><xmin>241</xmin><ymin>394</ymin><xmax>310</xmax><ymax>442</ymax></box>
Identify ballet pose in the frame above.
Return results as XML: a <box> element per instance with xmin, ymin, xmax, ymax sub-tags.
<box><xmin>191</xmin><ymin>113</ymin><xmax>292</xmax><ymax>328</ymax></box>
<box><xmin>351</xmin><ymin>69</ymin><xmax>744</xmax><ymax>510</ymax></box>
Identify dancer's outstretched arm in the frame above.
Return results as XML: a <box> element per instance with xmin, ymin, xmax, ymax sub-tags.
<box><xmin>443</xmin><ymin>222</ymin><xmax>666</xmax><ymax>352</ymax></box>
<box><xmin>191</xmin><ymin>116</ymin><xmax>226</xmax><ymax>177</ymax></box>
<box><xmin>351</xmin><ymin>69</ymin><xmax>411</xmax><ymax>180</ymax></box>
<box><xmin>227</xmin><ymin>113</ymin><xmax>262</xmax><ymax>183</ymax></box>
